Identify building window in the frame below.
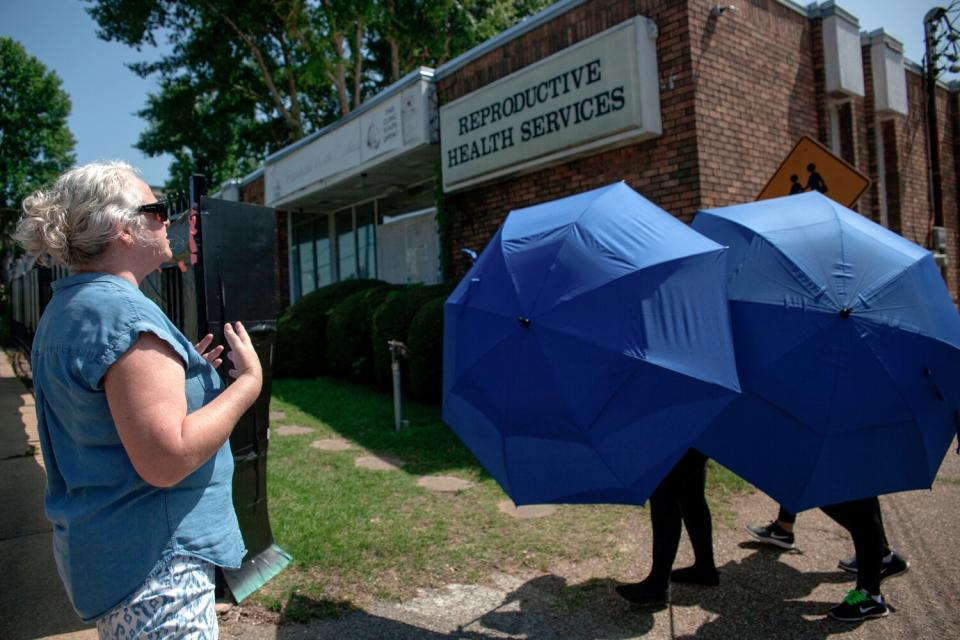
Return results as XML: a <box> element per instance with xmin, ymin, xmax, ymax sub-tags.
<box><xmin>880</xmin><ymin>120</ymin><xmax>902</xmax><ymax>233</ymax></box>
<box><xmin>291</xmin><ymin>213</ymin><xmax>332</xmax><ymax>300</ymax></box>
<box><xmin>288</xmin><ymin>181</ymin><xmax>438</xmax><ymax>302</ymax></box>
<box><xmin>828</xmin><ymin>103</ymin><xmax>842</xmax><ymax>156</ymax></box>
<box><xmin>291</xmin><ymin>201</ymin><xmax>382</xmax><ymax>301</ymax></box>
<box><xmin>335</xmin><ymin>207</ymin><xmax>357</xmax><ymax>280</ymax></box>
<box><xmin>315</xmin><ymin>217</ymin><xmax>333</xmax><ymax>287</ymax></box>
<box><xmin>356</xmin><ymin>201</ymin><xmax>377</xmax><ymax>279</ymax></box>
<box><xmin>292</xmin><ymin>215</ymin><xmax>316</xmax><ymax>300</ymax></box>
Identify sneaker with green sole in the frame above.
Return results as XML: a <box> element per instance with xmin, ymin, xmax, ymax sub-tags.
<box><xmin>828</xmin><ymin>588</ymin><xmax>889</xmax><ymax>621</ymax></box>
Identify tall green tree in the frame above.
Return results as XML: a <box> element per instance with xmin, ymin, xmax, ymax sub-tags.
<box><xmin>0</xmin><ymin>37</ymin><xmax>76</xmax><ymax>215</ymax></box>
<box><xmin>85</xmin><ymin>0</ymin><xmax>551</xmax><ymax>191</ymax></box>
<box><xmin>86</xmin><ymin>0</ymin><xmax>332</xmax><ymax>190</ymax></box>
<box><xmin>368</xmin><ymin>0</ymin><xmax>551</xmax><ymax>87</ymax></box>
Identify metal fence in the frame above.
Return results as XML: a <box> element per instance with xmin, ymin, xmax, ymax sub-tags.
<box><xmin>9</xmin><ymin>260</ymin><xmax>68</xmax><ymax>355</ymax></box>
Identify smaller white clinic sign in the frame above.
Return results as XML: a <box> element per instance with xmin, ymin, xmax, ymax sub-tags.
<box><xmin>440</xmin><ymin>16</ymin><xmax>661</xmax><ymax>192</ymax></box>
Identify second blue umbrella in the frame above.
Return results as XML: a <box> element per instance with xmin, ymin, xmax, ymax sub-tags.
<box><xmin>693</xmin><ymin>191</ymin><xmax>960</xmax><ymax>512</ymax></box>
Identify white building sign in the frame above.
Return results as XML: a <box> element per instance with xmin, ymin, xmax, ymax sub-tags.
<box><xmin>360</xmin><ymin>96</ymin><xmax>403</xmax><ymax>163</ymax></box>
<box><xmin>440</xmin><ymin>16</ymin><xmax>661</xmax><ymax>192</ymax></box>
<box><xmin>265</xmin><ymin>73</ymin><xmax>435</xmax><ymax>208</ymax></box>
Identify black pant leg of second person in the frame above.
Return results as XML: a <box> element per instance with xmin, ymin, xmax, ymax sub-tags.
<box><xmin>820</xmin><ymin>497</ymin><xmax>884</xmax><ymax>594</ymax></box>
<box><xmin>648</xmin><ymin>463</ymin><xmax>685</xmax><ymax>588</ymax></box>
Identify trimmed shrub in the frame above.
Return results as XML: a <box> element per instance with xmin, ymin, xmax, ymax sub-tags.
<box><xmin>274</xmin><ymin>279</ymin><xmax>385</xmax><ymax>378</ymax></box>
<box><xmin>371</xmin><ymin>283</ymin><xmax>454</xmax><ymax>390</ymax></box>
<box><xmin>407</xmin><ymin>296</ymin><xmax>445</xmax><ymax>403</ymax></box>
<box><xmin>326</xmin><ymin>285</ymin><xmax>404</xmax><ymax>382</ymax></box>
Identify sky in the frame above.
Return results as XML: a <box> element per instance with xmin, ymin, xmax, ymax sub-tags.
<box><xmin>0</xmin><ymin>1</ymin><xmax>956</xmax><ymax>188</ymax></box>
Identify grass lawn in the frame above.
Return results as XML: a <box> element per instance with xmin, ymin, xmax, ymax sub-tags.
<box><xmin>254</xmin><ymin>377</ymin><xmax>750</xmax><ymax>622</ymax></box>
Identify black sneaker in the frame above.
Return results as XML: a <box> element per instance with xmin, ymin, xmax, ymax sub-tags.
<box><xmin>837</xmin><ymin>552</ymin><xmax>910</xmax><ymax>583</ymax></box>
<box><xmin>828</xmin><ymin>588</ymin><xmax>889</xmax><ymax>621</ymax></box>
<box><xmin>745</xmin><ymin>521</ymin><xmax>795</xmax><ymax>549</ymax></box>
<box><xmin>615</xmin><ymin>579</ymin><xmax>669</xmax><ymax>607</ymax></box>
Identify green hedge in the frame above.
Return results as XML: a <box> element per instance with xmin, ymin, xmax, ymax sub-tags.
<box><xmin>325</xmin><ymin>285</ymin><xmax>404</xmax><ymax>382</ymax></box>
<box><xmin>407</xmin><ymin>296</ymin><xmax>446</xmax><ymax>403</ymax></box>
<box><xmin>371</xmin><ymin>283</ymin><xmax>454</xmax><ymax>390</ymax></box>
<box><xmin>274</xmin><ymin>279</ymin><xmax>385</xmax><ymax>378</ymax></box>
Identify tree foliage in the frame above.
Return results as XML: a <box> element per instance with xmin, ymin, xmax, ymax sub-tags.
<box><xmin>84</xmin><ymin>0</ymin><xmax>551</xmax><ymax>190</ymax></box>
<box><xmin>0</xmin><ymin>37</ymin><xmax>76</xmax><ymax>212</ymax></box>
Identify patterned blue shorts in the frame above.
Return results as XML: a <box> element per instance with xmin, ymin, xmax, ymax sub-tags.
<box><xmin>96</xmin><ymin>554</ymin><xmax>218</xmax><ymax>640</ymax></box>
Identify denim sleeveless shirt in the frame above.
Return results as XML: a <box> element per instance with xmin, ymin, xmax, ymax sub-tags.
<box><xmin>31</xmin><ymin>272</ymin><xmax>246</xmax><ymax>621</ymax></box>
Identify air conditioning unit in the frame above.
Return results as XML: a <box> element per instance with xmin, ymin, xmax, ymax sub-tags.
<box><xmin>933</xmin><ymin>226</ymin><xmax>948</xmax><ymax>253</ymax></box>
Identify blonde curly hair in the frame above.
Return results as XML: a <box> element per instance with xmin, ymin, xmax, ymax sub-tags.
<box><xmin>14</xmin><ymin>161</ymin><xmax>153</xmax><ymax>269</ymax></box>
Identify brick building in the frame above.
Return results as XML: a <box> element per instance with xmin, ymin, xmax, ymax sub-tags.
<box><xmin>233</xmin><ymin>0</ymin><xmax>960</xmax><ymax>306</ymax></box>
<box><xmin>435</xmin><ymin>0</ymin><xmax>960</xmax><ymax>300</ymax></box>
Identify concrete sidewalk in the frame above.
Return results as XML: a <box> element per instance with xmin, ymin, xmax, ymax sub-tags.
<box><xmin>2</xmin><ymin>345</ymin><xmax>957</xmax><ymax>639</ymax></box>
<box><xmin>0</xmin><ymin>352</ymin><xmax>96</xmax><ymax>640</ymax></box>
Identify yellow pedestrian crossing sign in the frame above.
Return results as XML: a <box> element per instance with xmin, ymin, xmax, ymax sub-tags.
<box><xmin>757</xmin><ymin>136</ymin><xmax>870</xmax><ymax>207</ymax></box>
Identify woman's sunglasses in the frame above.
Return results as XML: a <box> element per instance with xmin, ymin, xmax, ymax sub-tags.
<box><xmin>137</xmin><ymin>201</ymin><xmax>170</xmax><ymax>222</ymax></box>
<box><xmin>137</xmin><ymin>193</ymin><xmax>187</xmax><ymax>223</ymax></box>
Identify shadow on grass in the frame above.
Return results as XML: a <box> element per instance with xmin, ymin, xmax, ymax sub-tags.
<box><xmin>271</xmin><ymin>377</ymin><xmax>486</xmax><ymax>478</ymax></box>
<box><xmin>278</xmin><ymin>593</ymin><xmax>361</xmax><ymax>623</ymax></box>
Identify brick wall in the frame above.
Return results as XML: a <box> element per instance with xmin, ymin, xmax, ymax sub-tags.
<box><xmin>688</xmin><ymin>0</ymin><xmax>819</xmax><ymax>208</ymax></box>
<box><xmin>438</xmin><ymin>0</ymin><xmax>960</xmax><ymax>301</ymax></box>
<box><xmin>882</xmin><ymin>70</ymin><xmax>960</xmax><ymax>299</ymax></box>
<box><xmin>936</xmin><ymin>83</ymin><xmax>958</xmax><ymax>298</ymax></box>
<box><xmin>439</xmin><ymin>0</ymin><xmax>697</xmax><ymax>280</ymax></box>
<box><xmin>239</xmin><ymin>177</ymin><xmax>264</xmax><ymax>205</ymax></box>
<box><xmin>895</xmin><ymin>72</ymin><xmax>934</xmax><ymax>246</ymax></box>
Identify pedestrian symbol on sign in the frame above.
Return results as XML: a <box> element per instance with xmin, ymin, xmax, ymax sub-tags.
<box><xmin>805</xmin><ymin>163</ymin><xmax>828</xmax><ymax>194</ymax></box>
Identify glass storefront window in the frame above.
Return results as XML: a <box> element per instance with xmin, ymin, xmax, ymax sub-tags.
<box><xmin>293</xmin><ymin>216</ymin><xmax>317</xmax><ymax>298</ymax></box>
<box><xmin>315</xmin><ymin>220</ymin><xmax>332</xmax><ymax>287</ymax></box>
<box><xmin>336</xmin><ymin>208</ymin><xmax>356</xmax><ymax>280</ymax></box>
<box><xmin>292</xmin><ymin>185</ymin><xmax>440</xmax><ymax>301</ymax></box>
<box><xmin>356</xmin><ymin>202</ymin><xmax>376</xmax><ymax>279</ymax></box>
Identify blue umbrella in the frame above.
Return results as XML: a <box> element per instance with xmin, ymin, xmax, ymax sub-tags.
<box><xmin>442</xmin><ymin>182</ymin><xmax>741</xmax><ymax>505</ymax></box>
<box><xmin>692</xmin><ymin>191</ymin><xmax>960</xmax><ymax>512</ymax></box>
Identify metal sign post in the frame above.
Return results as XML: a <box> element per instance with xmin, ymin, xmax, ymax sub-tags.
<box><xmin>388</xmin><ymin>340</ymin><xmax>409</xmax><ymax>431</ymax></box>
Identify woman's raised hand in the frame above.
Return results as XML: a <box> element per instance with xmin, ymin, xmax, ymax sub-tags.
<box><xmin>194</xmin><ymin>333</ymin><xmax>224</xmax><ymax>369</ymax></box>
<box><xmin>223</xmin><ymin>321</ymin><xmax>263</xmax><ymax>387</ymax></box>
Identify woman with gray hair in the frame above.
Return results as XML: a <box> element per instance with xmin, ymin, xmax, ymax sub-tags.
<box><xmin>15</xmin><ymin>161</ymin><xmax>262</xmax><ymax>638</ymax></box>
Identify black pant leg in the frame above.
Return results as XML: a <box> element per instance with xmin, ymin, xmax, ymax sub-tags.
<box><xmin>777</xmin><ymin>506</ymin><xmax>797</xmax><ymax>525</ymax></box>
<box><xmin>877</xmin><ymin>504</ymin><xmax>891</xmax><ymax>557</ymax></box>
<box><xmin>677</xmin><ymin>451</ymin><xmax>715</xmax><ymax>570</ymax></box>
<box><xmin>646</xmin><ymin>454</ymin><xmax>686</xmax><ymax>588</ymax></box>
<box><xmin>821</xmin><ymin>497</ymin><xmax>884</xmax><ymax>594</ymax></box>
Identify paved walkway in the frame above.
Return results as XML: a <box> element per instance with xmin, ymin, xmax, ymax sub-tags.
<box><xmin>2</xmin><ymin>347</ymin><xmax>958</xmax><ymax>639</ymax></box>
<box><xmin>0</xmin><ymin>352</ymin><xmax>97</xmax><ymax>640</ymax></box>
